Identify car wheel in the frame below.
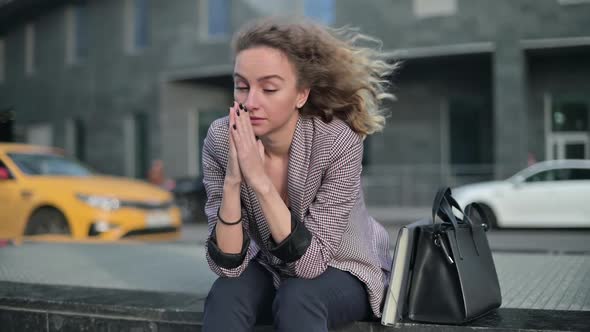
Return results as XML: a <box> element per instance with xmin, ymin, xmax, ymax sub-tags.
<box><xmin>25</xmin><ymin>208</ymin><xmax>71</xmax><ymax>236</ymax></box>
<box><xmin>477</xmin><ymin>203</ymin><xmax>499</xmax><ymax>230</ymax></box>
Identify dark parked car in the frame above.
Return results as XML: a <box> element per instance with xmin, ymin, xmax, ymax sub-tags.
<box><xmin>171</xmin><ymin>175</ymin><xmax>207</xmax><ymax>223</ymax></box>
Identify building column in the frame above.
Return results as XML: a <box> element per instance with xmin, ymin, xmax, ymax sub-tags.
<box><xmin>493</xmin><ymin>40</ymin><xmax>528</xmax><ymax>179</ymax></box>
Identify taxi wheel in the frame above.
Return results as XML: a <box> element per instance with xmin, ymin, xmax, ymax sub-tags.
<box><xmin>25</xmin><ymin>208</ymin><xmax>71</xmax><ymax>235</ymax></box>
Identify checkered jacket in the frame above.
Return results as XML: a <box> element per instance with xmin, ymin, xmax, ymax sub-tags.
<box><xmin>202</xmin><ymin>115</ymin><xmax>392</xmax><ymax>318</ymax></box>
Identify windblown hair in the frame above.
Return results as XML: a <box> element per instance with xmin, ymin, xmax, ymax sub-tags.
<box><xmin>231</xmin><ymin>18</ymin><xmax>398</xmax><ymax>137</ymax></box>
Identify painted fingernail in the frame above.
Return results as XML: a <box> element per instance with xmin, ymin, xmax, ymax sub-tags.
<box><xmin>237</xmin><ymin>109</ymin><xmax>240</xmax><ymax>116</ymax></box>
<box><xmin>239</xmin><ymin>103</ymin><xmax>244</xmax><ymax>110</ymax></box>
<box><xmin>233</xmin><ymin>124</ymin><xmax>236</xmax><ymax>130</ymax></box>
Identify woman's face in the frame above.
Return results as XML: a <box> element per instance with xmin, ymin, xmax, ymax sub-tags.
<box><xmin>233</xmin><ymin>46</ymin><xmax>309</xmax><ymax>138</ymax></box>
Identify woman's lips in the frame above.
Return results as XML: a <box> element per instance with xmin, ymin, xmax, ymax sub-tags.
<box><xmin>249</xmin><ymin>117</ymin><xmax>265</xmax><ymax>125</ymax></box>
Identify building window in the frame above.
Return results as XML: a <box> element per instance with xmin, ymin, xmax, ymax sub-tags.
<box><xmin>124</xmin><ymin>113</ymin><xmax>149</xmax><ymax>178</ymax></box>
<box><xmin>66</xmin><ymin>5</ymin><xmax>87</xmax><ymax>65</ymax></box>
<box><xmin>413</xmin><ymin>0</ymin><xmax>457</xmax><ymax>18</ymax></box>
<box><xmin>558</xmin><ymin>0</ymin><xmax>590</xmax><ymax>5</ymax></box>
<box><xmin>0</xmin><ymin>39</ymin><xmax>5</xmax><ymax>83</ymax></box>
<box><xmin>303</xmin><ymin>0</ymin><xmax>334</xmax><ymax>25</ymax></box>
<box><xmin>24</xmin><ymin>23</ymin><xmax>35</xmax><ymax>76</ymax></box>
<box><xmin>125</xmin><ymin>0</ymin><xmax>149</xmax><ymax>53</ymax></box>
<box><xmin>65</xmin><ymin>118</ymin><xmax>86</xmax><ymax>161</ymax></box>
<box><xmin>26</xmin><ymin>123</ymin><xmax>53</xmax><ymax>147</ymax></box>
<box><xmin>201</xmin><ymin>0</ymin><xmax>230</xmax><ymax>39</ymax></box>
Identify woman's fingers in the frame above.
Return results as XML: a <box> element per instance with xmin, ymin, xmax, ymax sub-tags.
<box><xmin>238</xmin><ymin>103</ymin><xmax>256</xmax><ymax>140</ymax></box>
<box><xmin>234</xmin><ymin>103</ymin><xmax>256</xmax><ymax>151</ymax></box>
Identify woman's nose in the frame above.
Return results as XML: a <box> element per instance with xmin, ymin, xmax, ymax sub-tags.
<box><xmin>244</xmin><ymin>89</ymin><xmax>260</xmax><ymax>111</ymax></box>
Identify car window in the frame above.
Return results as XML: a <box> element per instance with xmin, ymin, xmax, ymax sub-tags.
<box><xmin>525</xmin><ymin>168</ymin><xmax>590</xmax><ymax>182</ymax></box>
<box><xmin>8</xmin><ymin>153</ymin><xmax>93</xmax><ymax>176</ymax></box>
<box><xmin>525</xmin><ymin>168</ymin><xmax>571</xmax><ymax>182</ymax></box>
<box><xmin>569</xmin><ymin>168</ymin><xmax>590</xmax><ymax>180</ymax></box>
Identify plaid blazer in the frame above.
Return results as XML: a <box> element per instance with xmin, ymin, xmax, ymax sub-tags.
<box><xmin>202</xmin><ymin>115</ymin><xmax>392</xmax><ymax>317</ymax></box>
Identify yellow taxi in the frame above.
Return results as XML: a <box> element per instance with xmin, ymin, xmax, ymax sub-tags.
<box><xmin>0</xmin><ymin>143</ymin><xmax>182</xmax><ymax>242</ymax></box>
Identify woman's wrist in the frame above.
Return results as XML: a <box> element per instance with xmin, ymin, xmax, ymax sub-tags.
<box><xmin>223</xmin><ymin>176</ymin><xmax>242</xmax><ymax>189</ymax></box>
<box><xmin>251</xmin><ymin>176</ymin><xmax>273</xmax><ymax>197</ymax></box>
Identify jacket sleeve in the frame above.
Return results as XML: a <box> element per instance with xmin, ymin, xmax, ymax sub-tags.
<box><xmin>281</xmin><ymin>128</ymin><xmax>363</xmax><ymax>279</ymax></box>
<box><xmin>202</xmin><ymin>120</ymin><xmax>258</xmax><ymax>277</ymax></box>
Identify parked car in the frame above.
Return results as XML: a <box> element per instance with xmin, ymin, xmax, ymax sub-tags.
<box><xmin>452</xmin><ymin>159</ymin><xmax>590</xmax><ymax>229</ymax></box>
<box><xmin>171</xmin><ymin>175</ymin><xmax>207</xmax><ymax>223</ymax></box>
<box><xmin>0</xmin><ymin>143</ymin><xmax>182</xmax><ymax>242</ymax></box>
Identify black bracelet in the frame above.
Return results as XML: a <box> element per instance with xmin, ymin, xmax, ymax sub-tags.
<box><xmin>217</xmin><ymin>207</ymin><xmax>242</xmax><ymax>226</ymax></box>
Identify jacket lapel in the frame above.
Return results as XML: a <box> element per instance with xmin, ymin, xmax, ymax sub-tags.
<box><xmin>287</xmin><ymin>116</ymin><xmax>312</xmax><ymax>223</ymax></box>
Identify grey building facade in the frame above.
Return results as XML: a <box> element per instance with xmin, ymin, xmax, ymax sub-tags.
<box><xmin>1</xmin><ymin>0</ymin><xmax>589</xmax><ymax>206</ymax></box>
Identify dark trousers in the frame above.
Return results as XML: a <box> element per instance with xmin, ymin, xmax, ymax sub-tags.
<box><xmin>202</xmin><ymin>260</ymin><xmax>371</xmax><ymax>332</ymax></box>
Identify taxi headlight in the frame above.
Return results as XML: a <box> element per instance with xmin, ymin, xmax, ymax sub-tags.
<box><xmin>76</xmin><ymin>194</ymin><xmax>121</xmax><ymax>211</ymax></box>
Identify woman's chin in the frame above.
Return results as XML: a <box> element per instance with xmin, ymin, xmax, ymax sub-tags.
<box><xmin>252</xmin><ymin>128</ymin><xmax>266</xmax><ymax>137</ymax></box>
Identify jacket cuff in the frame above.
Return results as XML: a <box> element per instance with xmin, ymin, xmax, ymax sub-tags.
<box><xmin>207</xmin><ymin>226</ymin><xmax>250</xmax><ymax>269</ymax></box>
<box><xmin>268</xmin><ymin>211</ymin><xmax>312</xmax><ymax>263</ymax></box>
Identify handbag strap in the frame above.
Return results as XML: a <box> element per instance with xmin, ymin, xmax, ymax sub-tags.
<box><xmin>432</xmin><ymin>188</ymin><xmax>463</xmax><ymax>227</ymax></box>
<box><xmin>432</xmin><ymin>187</ymin><xmax>476</xmax><ymax>260</ymax></box>
<box><xmin>464</xmin><ymin>203</ymin><xmax>487</xmax><ymax>229</ymax></box>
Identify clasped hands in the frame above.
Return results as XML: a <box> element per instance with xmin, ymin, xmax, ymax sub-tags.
<box><xmin>225</xmin><ymin>101</ymin><xmax>267</xmax><ymax>192</ymax></box>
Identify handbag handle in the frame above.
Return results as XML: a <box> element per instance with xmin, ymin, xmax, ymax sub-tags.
<box><xmin>431</xmin><ymin>187</ymin><xmax>474</xmax><ymax>260</ymax></box>
<box><xmin>432</xmin><ymin>188</ymin><xmax>464</xmax><ymax>227</ymax></box>
<box><xmin>464</xmin><ymin>203</ymin><xmax>489</xmax><ymax>231</ymax></box>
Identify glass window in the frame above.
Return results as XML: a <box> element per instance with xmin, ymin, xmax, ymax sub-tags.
<box><xmin>413</xmin><ymin>0</ymin><xmax>457</xmax><ymax>18</ymax></box>
<box><xmin>525</xmin><ymin>168</ymin><xmax>590</xmax><ymax>182</ymax></box>
<box><xmin>134</xmin><ymin>0</ymin><xmax>149</xmax><ymax>50</ymax></box>
<box><xmin>304</xmin><ymin>0</ymin><xmax>334</xmax><ymax>25</ymax></box>
<box><xmin>65</xmin><ymin>118</ymin><xmax>86</xmax><ymax>162</ymax></box>
<box><xmin>0</xmin><ymin>38</ymin><xmax>5</xmax><ymax>83</ymax></box>
<box><xmin>207</xmin><ymin>0</ymin><xmax>230</xmax><ymax>37</ymax></box>
<box><xmin>74</xmin><ymin>5</ymin><xmax>87</xmax><ymax>60</ymax></box>
<box><xmin>558</xmin><ymin>0</ymin><xmax>590</xmax><ymax>5</ymax></box>
<box><xmin>569</xmin><ymin>168</ymin><xmax>590</xmax><ymax>180</ymax></box>
<box><xmin>66</xmin><ymin>5</ymin><xmax>87</xmax><ymax>64</ymax></box>
<box><xmin>8</xmin><ymin>153</ymin><xmax>93</xmax><ymax>176</ymax></box>
<box><xmin>123</xmin><ymin>113</ymin><xmax>149</xmax><ymax>179</ymax></box>
<box><xmin>552</xmin><ymin>101</ymin><xmax>589</xmax><ymax>132</ymax></box>
<box><xmin>25</xmin><ymin>23</ymin><xmax>35</xmax><ymax>75</ymax></box>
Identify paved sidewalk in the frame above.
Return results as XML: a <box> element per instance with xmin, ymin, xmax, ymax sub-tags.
<box><xmin>1</xmin><ymin>242</ymin><xmax>589</xmax><ymax>311</ymax></box>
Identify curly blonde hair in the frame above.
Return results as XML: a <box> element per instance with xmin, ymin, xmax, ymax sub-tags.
<box><xmin>231</xmin><ymin>18</ymin><xmax>398</xmax><ymax>137</ymax></box>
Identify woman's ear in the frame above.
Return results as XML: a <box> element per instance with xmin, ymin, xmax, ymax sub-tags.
<box><xmin>296</xmin><ymin>88</ymin><xmax>310</xmax><ymax>109</ymax></box>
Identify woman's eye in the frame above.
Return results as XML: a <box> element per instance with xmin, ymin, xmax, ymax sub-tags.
<box><xmin>263</xmin><ymin>89</ymin><xmax>278</xmax><ymax>93</ymax></box>
<box><xmin>234</xmin><ymin>86</ymin><xmax>249</xmax><ymax>91</ymax></box>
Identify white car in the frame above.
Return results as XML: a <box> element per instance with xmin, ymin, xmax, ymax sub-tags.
<box><xmin>452</xmin><ymin>160</ymin><xmax>590</xmax><ymax>229</ymax></box>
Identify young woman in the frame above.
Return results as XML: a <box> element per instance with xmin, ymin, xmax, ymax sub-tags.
<box><xmin>202</xmin><ymin>18</ymin><xmax>397</xmax><ymax>331</ymax></box>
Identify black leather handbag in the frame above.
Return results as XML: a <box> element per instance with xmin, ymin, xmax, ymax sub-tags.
<box><xmin>406</xmin><ymin>187</ymin><xmax>502</xmax><ymax>324</ymax></box>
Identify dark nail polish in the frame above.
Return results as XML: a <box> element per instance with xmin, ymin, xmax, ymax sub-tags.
<box><xmin>239</xmin><ymin>103</ymin><xmax>244</xmax><ymax>110</ymax></box>
<box><xmin>237</xmin><ymin>110</ymin><xmax>240</xmax><ymax>116</ymax></box>
<box><xmin>233</xmin><ymin>124</ymin><xmax>236</xmax><ymax>130</ymax></box>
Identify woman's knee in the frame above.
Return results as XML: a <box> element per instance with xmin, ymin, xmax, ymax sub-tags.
<box><xmin>206</xmin><ymin>276</ymin><xmax>247</xmax><ymax>307</ymax></box>
<box><xmin>272</xmin><ymin>278</ymin><xmax>327</xmax><ymax>324</ymax></box>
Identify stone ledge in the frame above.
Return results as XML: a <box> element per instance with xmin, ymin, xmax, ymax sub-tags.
<box><xmin>1</xmin><ymin>281</ymin><xmax>589</xmax><ymax>332</ymax></box>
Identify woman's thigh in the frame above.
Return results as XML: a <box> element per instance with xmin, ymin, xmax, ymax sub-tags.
<box><xmin>203</xmin><ymin>260</ymin><xmax>275</xmax><ymax>331</ymax></box>
<box><xmin>273</xmin><ymin>267</ymin><xmax>371</xmax><ymax>330</ymax></box>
